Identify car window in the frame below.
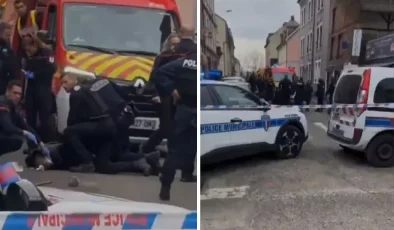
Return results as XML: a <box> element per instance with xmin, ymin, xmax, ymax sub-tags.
<box><xmin>201</xmin><ymin>85</ymin><xmax>214</xmax><ymax>106</ymax></box>
<box><xmin>214</xmin><ymin>85</ymin><xmax>259</xmax><ymax>106</ymax></box>
<box><xmin>334</xmin><ymin>74</ymin><xmax>361</xmax><ymax>104</ymax></box>
<box><xmin>374</xmin><ymin>78</ymin><xmax>394</xmax><ymax>103</ymax></box>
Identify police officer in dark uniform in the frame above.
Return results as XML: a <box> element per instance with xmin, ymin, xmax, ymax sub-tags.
<box><xmin>152</xmin><ymin>46</ymin><xmax>197</xmax><ymax>201</ymax></box>
<box><xmin>0</xmin><ymin>80</ymin><xmax>50</xmax><ymax>156</ymax></box>
<box><xmin>21</xmin><ymin>34</ymin><xmax>56</xmax><ymax>142</ymax></box>
<box><xmin>0</xmin><ymin>22</ymin><xmax>17</xmax><ymax>95</ymax></box>
<box><xmin>61</xmin><ymin>72</ymin><xmax>116</xmax><ymax>173</ymax></box>
<box><xmin>293</xmin><ymin>76</ymin><xmax>305</xmax><ymax>105</ymax></box>
<box><xmin>278</xmin><ymin>75</ymin><xmax>292</xmax><ymax>105</ymax></box>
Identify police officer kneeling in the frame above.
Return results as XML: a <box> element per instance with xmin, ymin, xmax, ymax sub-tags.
<box><xmin>61</xmin><ymin>72</ymin><xmax>116</xmax><ymax>173</ymax></box>
<box><xmin>0</xmin><ymin>80</ymin><xmax>49</xmax><ymax>156</ymax></box>
<box><xmin>153</xmin><ymin>48</ymin><xmax>197</xmax><ymax>201</ymax></box>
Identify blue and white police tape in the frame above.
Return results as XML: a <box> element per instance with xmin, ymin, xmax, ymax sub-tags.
<box><xmin>0</xmin><ymin>211</ymin><xmax>197</xmax><ymax>229</ymax></box>
<box><xmin>201</xmin><ymin>103</ymin><xmax>394</xmax><ymax>110</ymax></box>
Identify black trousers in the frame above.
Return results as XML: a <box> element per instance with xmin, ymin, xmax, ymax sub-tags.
<box><xmin>0</xmin><ymin>134</ymin><xmax>23</xmax><ymax>156</ymax></box>
<box><xmin>142</xmin><ymin>96</ymin><xmax>175</xmax><ymax>153</ymax></box>
<box><xmin>25</xmin><ymin>85</ymin><xmax>54</xmax><ymax>143</ymax></box>
<box><xmin>161</xmin><ymin>105</ymin><xmax>197</xmax><ymax>186</ymax></box>
<box><xmin>63</xmin><ymin>117</ymin><xmax>116</xmax><ymax>165</ymax></box>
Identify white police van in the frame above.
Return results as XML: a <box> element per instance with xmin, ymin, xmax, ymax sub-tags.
<box><xmin>327</xmin><ymin>67</ymin><xmax>394</xmax><ymax>167</ymax></box>
<box><xmin>200</xmin><ymin>80</ymin><xmax>308</xmax><ymax>165</ymax></box>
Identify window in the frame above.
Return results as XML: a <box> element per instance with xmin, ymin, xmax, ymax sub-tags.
<box><xmin>300</xmin><ymin>8</ymin><xmax>304</xmax><ymax>25</ymax></box>
<box><xmin>306</xmin><ymin>34</ymin><xmax>310</xmax><ymax>54</ymax></box>
<box><xmin>63</xmin><ymin>3</ymin><xmax>176</xmax><ymax>54</ymax></box>
<box><xmin>316</xmin><ymin>23</ymin><xmax>323</xmax><ymax>50</ymax></box>
<box><xmin>214</xmin><ymin>85</ymin><xmax>259</xmax><ymax>106</ymax></box>
<box><xmin>46</xmin><ymin>5</ymin><xmax>57</xmax><ymax>41</ymax></box>
<box><xmin>315</xmin><ymin>59</ymin><xmax>321</xmax><ymax>82</ymax></box>
<box><xmin>302</xmin><ymin>7</ymin><xmax>307</xmax><ymax>26</ymax></box>
<box><xmin>308</xmin><ymin>1</ymin><xmax>312</xmax><ymax>21</ymax></box>
<box><xmin>374</xmin><ymin>79</ymin><xmax>394</xmax><ymax>103</ymax></box>
<box><xmin>336</xmin><ymin>33</ymin><xmax>343</xmax><ymax>58</ymax></box>
<box><xmin>201</xmin><ymin>86</ymin><xmax>215</xmax><ymax>106</ymax></box>
<box><xmin>331</xmin><ymin>8</ymin><xmax>337</xmax><ymax>32</ymax></box>
<box><xmin>330</xmin><ymin>37</ymin><xmax>335</xmax><ymax>60</ymax></box>
<box><xmin>317</xmin><ymin>0</ymin><xmax>323</xmax><ymax>12</ymax></box>
<box><xmin>301</xmin><ymin>37</ymin><xmax>305</xmax><ymax>56</ymax></box>
<box><xmin>334</xmin><ymin>74</ymin><xmax>361</xmax><ymax>104</ymax></box>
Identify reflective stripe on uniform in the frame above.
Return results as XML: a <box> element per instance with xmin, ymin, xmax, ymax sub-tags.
<box><xmin>17</xmin><ymin>10</ymin><xmax>37</xmax><ymax>31</ymax></box>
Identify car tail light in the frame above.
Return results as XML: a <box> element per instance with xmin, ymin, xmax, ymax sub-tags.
<box><xmin>356</xmin><ymin>68</ymin><xmax>371</xmax><ymax>116</ymax></box>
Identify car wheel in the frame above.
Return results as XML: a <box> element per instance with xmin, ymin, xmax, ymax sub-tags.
<box><xmin>366</xmin><ymin>134</ymin><xmax>394</xmax><ymax>168</ymax></box>
<box><xmin>275</xmin><ymin>125</ymin><xmax>303</xmax><ymax>159</ymax></box>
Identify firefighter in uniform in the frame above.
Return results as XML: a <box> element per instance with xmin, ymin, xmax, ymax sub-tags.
<box><xmin>21</xmin><ymin>35</ymin><xmax>56</xmax><ymax>143</ymax></box>
<box><xmin>152</xmin><ymin>48</ymin><xmax>197</xmax><ymax>201</ymax></box>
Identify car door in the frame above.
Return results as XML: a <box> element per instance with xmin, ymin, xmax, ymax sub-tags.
<box><xmin>211</xmin><ymin>84</ymin><xmax>268</xmax><ymax>147</ymax></box>
<box><xmin>200</xmin><ymin>84</ymin><xmax>231</xmax><ymax>157</ymax></box>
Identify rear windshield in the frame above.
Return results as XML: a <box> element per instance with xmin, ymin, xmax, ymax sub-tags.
<box><xmin>334</xmin><ymin>74</ymin><xmax>362</xmax><ymax>104</ymax></box>
<box><xmin>273</xmin><ymin>72</ymin><xmax>293</xmax><ymax>82</ymax></box>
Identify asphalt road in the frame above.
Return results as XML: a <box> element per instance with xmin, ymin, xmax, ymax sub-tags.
<box><xmin>201</xmin><ymin>111</ymin><xmax>394</xmax><ymax>230</ymax></box>
<box><xmin>0</xmin><ymin>148</ymin><xmax>197</xmax><ymax>210</ymax></box>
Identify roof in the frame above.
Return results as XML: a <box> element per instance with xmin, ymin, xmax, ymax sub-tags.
<box><xmin>201</xmin><ymin>80</ymin><xmax>237</xmax><ymax>86</ymax></box>
<box><xmin>61</xmin><ymin>0</ymin><xmax>178</xmax><ymax>10</ymax></box>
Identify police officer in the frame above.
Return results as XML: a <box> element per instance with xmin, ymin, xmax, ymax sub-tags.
<box><xmin>316</xmin><ymin>78</ymin><xmax>325</xmax><ymax>112</ymax></box>
<box><xmin>152</xmin><ymin>46</ymin><xmax>197</xmax><ymax>201</ymax></box>
<box><xmin>278</xmin><ymin>75</ymin><xmax>292</xmax><ymax>105</ymax></box>
<box><xmin>293</xmin><ymin>76</ymin><xmax>305</xmax><ymax>105</ymax></box>
<box><xmin>0</xmin><ymin>80</ymin><xmax>49</xmax><ymax>156</ymax></box>
<box><xmin>21</xmin><ymin>34</ymin><xmax>56</xmax><ymax>143</ymax></box>
<box><xmin>61</xmin><ymin>72</ymin><xmax>116</xmax><ymax>173</ymax></box>
<box><xmin>0</xmin><ymin>22</ymin><xmax>17</xmax><ymax>95</ymax></box>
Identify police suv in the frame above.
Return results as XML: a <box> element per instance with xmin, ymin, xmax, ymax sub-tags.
<box><xmin>200</xmin><ymin>80</ymin><xmax>309</xmax><ymax>165</ymax></box>
<box><xmin>327</xmin><ymin>66</ymin><xmax>394</xmax><ymax>167</ymax></box>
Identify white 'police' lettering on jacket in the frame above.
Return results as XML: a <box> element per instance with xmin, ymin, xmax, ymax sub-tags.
<box><xmin>182</xmin><ymin>59</ymin><xmax>197</xmax><ymax>69</ymax></box>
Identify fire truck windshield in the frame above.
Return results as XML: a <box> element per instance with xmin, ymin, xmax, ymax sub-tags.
<box><xmin>273</xmin><ymin>72</ymin><xmax>294</xmax><ymax>82</ymax></box>
<box><xmin>63</xmin><ymin>3</ymin><xmax>176</xmax><ymax>55</ymax></box>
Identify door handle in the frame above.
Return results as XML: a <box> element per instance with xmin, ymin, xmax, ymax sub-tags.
<box><xmin>230</xmin><ymin>118</ymin><xmax>242</xmax><ymax>123</ymax></box>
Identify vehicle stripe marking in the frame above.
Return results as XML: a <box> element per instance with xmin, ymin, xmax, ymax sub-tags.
<box><xmin>109</xmin><ymin>62</ymin><xmax>149</xmax><ymax>79</ymax></box>
<box><xmin>365</xmin><ymin>117</ymin><xmax>394</xmax><ymax>127</ymax></box>
<box><xmin>97</xmin><ymin>56</ymin><xmax>130</xmax><ymax>75</ymax></box>
<box><xmin>2</xmin><ymin>213</ymin><xmax>38</xmax><ymax>230</ymax></box>
<box><xmin>126</xmin><ymin>69</ymin><xmax>150</xmax><ymax>81</ymax></box>
<box><xmin>72</xmin><ymin>53</ymin><xmax>95</xmax><ymax>65</ymax></box>
<box><xmin>78</xmin><ymin>54</ymin><xmax>111</xmax><ymax>70</ymax></box>
<box><xmin>134</xmin><ymin>56</ymin><xmax>154</xmax><ymax>66</ymax></box>
<box><xmin>201</xmin><ymin>117</ymin><xmax>300</xmax><ymax>135</ymax></box>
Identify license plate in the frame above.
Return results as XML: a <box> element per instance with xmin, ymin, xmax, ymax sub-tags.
<box><xmin>130</xmin><ymin>118</ymin><xmax>159</xmax><ymax>130</ymax></box>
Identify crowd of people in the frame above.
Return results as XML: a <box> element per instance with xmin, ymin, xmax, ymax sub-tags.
<box><xmin>247</xmin><ymin>68</ymin><xmax>336</xmax><ymax>110</ymax></box>
<box><xmin>0</xmin><ymin>0</ymin><xmax>197</xmax><ymax>201</ymax></box>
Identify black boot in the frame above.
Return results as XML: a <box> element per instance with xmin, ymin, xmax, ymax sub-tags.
<box><xmin>69</xmin><ymin>163</ymin><xmax>95</xmax><ymax>173</ymax></box>
<box><xmin>145</xmin><ymin>151</ymin><xmax>161</xmax><ymax>176</ymax></box>
<box><xmin>159</xmin><ymin>184</ymin><xmax>171</xmax><ymax>201</ymax></box>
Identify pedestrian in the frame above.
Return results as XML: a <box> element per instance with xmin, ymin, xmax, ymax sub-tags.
<box><xmin>0</xmin><ymin>22</ymin><xmax>17</xmax><ymax>95</ymax></box>
<box><xmin>21</xmin><ymin>34</ymin><xmax>56</xmax><ymax>143</ymax></box>
<box><xmin>152</xmin><ymin>42</ymin><xmax>197</xmax><ymax>201</ymax></box>
<box><xmin>248</xmin><ymin>72</ymin><xmax>257</xmax><ymax>93</ymax></box>
<box><xmin>304</xmin><ymin>80</ymin><xmax>313</xmax><ymax>111</ymax></box>
<box><xmin>0</xmin><ymin>80</ymin><xmax>50</xmax><ymax>157</ymax></box>
<box><xmin>278</xmin><ymin>74</ymin><xmax>292</xmax><ymax>105</ymax></box>
<box><xmin>256</xmin><ymin>71</ymin><xmax>265</xmax><ymax>98</ymax></box>
<box><xmin>263</xmin><ymin>68</ymin><xmax>274</xmax><ymax>102</ymax></box>
<box><xmin>315</xmin><ymin>78</ymin><xmax>325</xmax><ymax>112</ymax></box>
<box><xmin>326</xmin><ymin>79</ymin><xmax>336</xmax><ymax>114</ymax></box>
<box><xmin>293</xmin><ymin>76</ymin><xmax>305</xmax><ymax>106</ymax></box>
<box><xmin>139</xmin><ymin>33</ymin><xmax>180</xmax><ymax>156</ymax></box>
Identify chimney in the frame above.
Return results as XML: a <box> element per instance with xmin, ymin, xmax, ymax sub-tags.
<box><xmin>290</xmin><ymin>15</ymin><xmax>295</xmax><ymax>21</ymax></box>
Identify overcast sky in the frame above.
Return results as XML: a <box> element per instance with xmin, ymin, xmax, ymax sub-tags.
<box><xmin>215</xmin><ymin>0</ymin><xmax>300</xmax><ymax>67</ymax></box>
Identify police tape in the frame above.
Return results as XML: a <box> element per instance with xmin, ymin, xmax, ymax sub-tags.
<box><xmin>201</xmin><ymin>103</ymin><xmax>394</xmax><ymax>110</ymax></box>
<box><xmin>0</xmin><ymin>211</ymin><xmax>197</xmax><ymax>229</ymax></box>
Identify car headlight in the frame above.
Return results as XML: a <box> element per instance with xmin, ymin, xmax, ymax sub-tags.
<box><xmin>63</xmin><ymin>66</ymin><xmax>96</xmax><ymax>80</ymax></box>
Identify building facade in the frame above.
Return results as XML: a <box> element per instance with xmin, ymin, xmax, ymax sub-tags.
<box><xmin>215</xmin><ymin>14</ymin><xmax>235</xmax><ymax>76</ymax></box>
<box><xmin>265</xmin><ymin>16</ymin><xmax>299</xmax><ymax>67</ymax></box>
<box><xmin>327</xmin><ymin>0</ymin><xmax>394</xmax><ymax>84</ymax></box>
<box><xmin>201</xmin><ymin>0</ymin><xmax>219</xmax><ymax>69</ymax></box>
<box><xmin>297</xmin><ymin>0</ymin><xmax>330</xmax><ymax>84</ymax></box>
<box><xmin>234</xmin><ymin>58</ymin><xmax>241</xmax><ymax>76</ymax></box>
<box><xmin>286</xmin><ymin>27</ymin><xmax>301</xmax><ymax>75</ymax></box>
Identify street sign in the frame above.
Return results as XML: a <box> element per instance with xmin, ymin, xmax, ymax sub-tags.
<box><xmin>366</xmin><ymin>33</ymin><xmax>394</xmax><ymax>60</ymax></box>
